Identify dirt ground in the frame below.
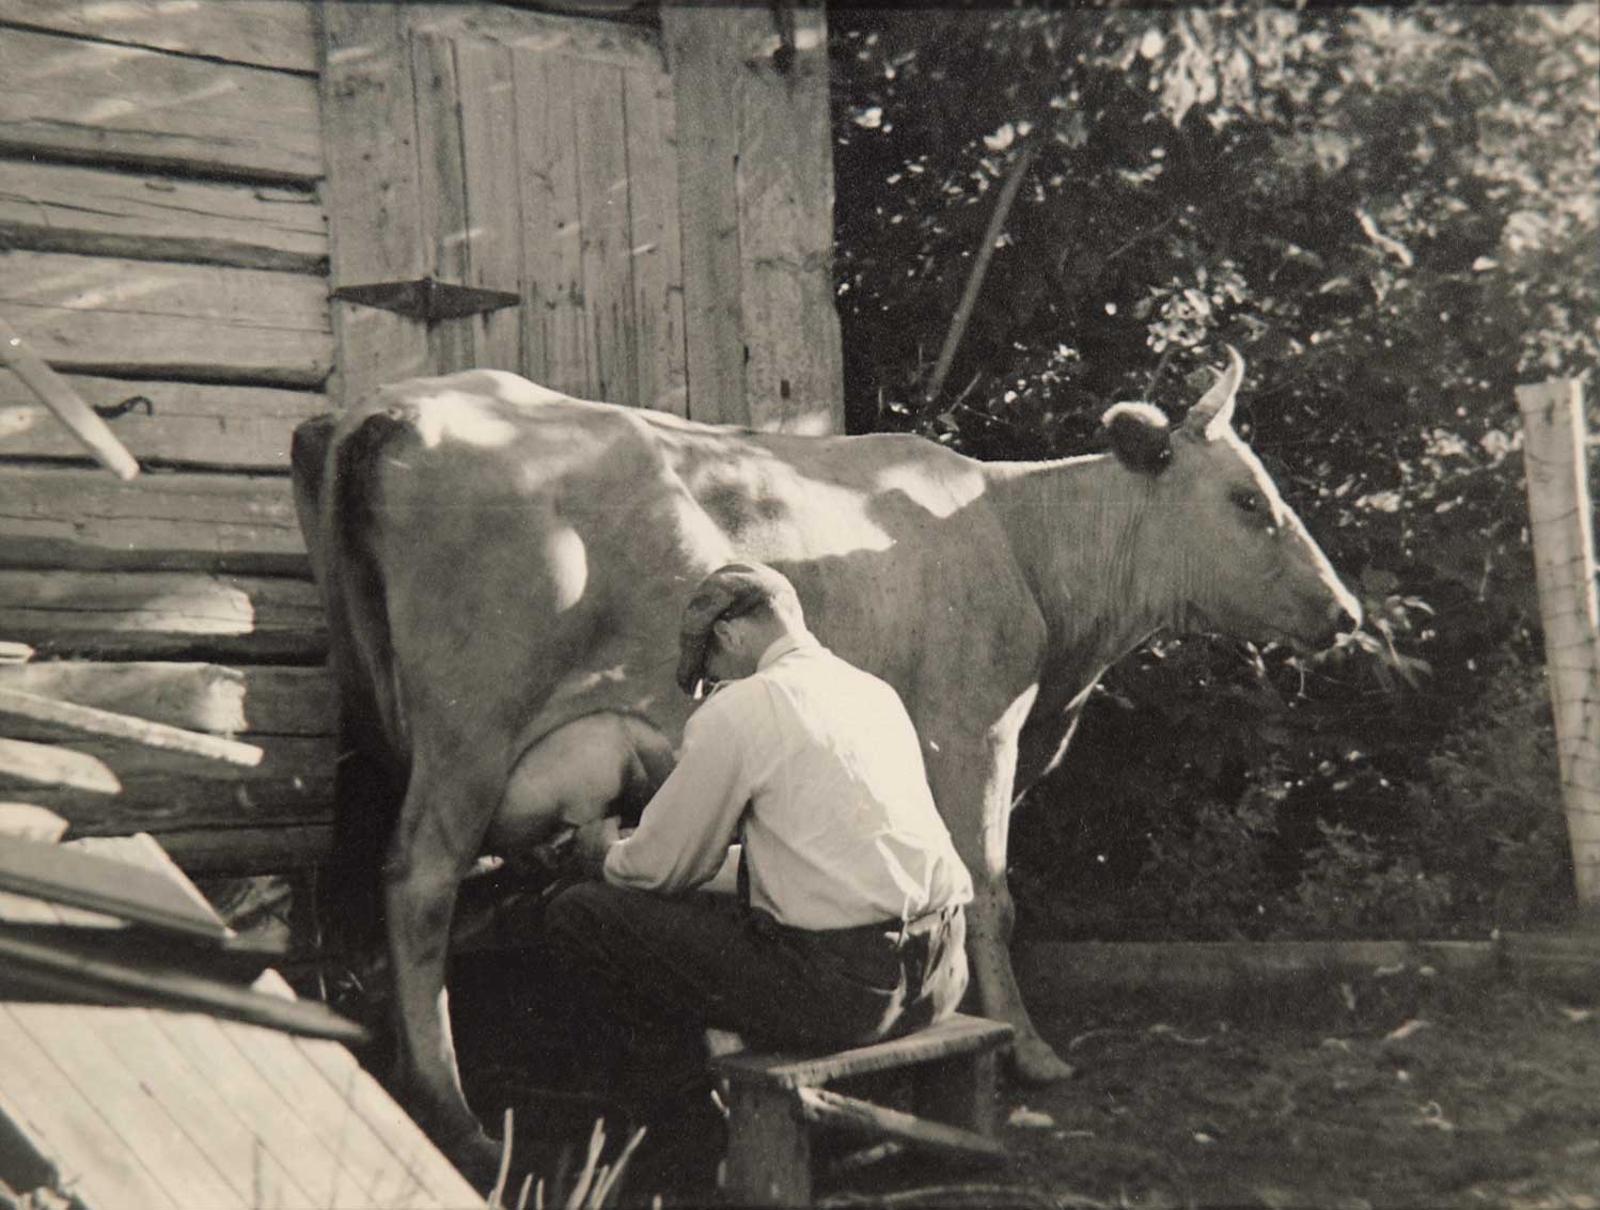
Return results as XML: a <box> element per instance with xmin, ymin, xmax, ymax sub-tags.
<box><xmin>444</xmin><ymin>950</ymin><xmax>1600</xmax><ymax>1209</ymax></box>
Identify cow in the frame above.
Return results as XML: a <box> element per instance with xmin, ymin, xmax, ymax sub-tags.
<box><xmin>291</xmin><ymin>348</ymin><xmax>1360</xmax><ymax>1181</ymax></box>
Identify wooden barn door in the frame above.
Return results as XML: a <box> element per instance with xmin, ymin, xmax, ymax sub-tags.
<box><xmin>321</xmin><ymin>3</ymin><xmax>688</xmax><ymax>417</ymax></box>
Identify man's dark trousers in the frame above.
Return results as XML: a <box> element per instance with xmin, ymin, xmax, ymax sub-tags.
<box><xmin>544</xmin><ymin>882</ymin><xmax>968</xmax><ymax>1099</ymax></box>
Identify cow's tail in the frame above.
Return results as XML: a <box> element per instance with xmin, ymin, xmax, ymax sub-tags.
<box><xmin>292</xmin><ymin>408</ymin><xmax>411</xmax><ymax>958</ymax></box>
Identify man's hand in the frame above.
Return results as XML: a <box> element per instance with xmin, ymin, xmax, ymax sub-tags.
<box><xmin>573</xmin><ymin>816</ymin><xmax>622</xmax><ymax>879</ymax></box>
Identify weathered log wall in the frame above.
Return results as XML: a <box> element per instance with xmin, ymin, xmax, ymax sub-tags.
<box><xmin>0</xmin><ymin>1</ymin><xmax>333</xmax><ymax>871</ymax></box>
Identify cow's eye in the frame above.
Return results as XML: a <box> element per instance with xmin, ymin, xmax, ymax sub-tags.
<box><xmin>1233</xmin><ymin>489</ymin><xmax>1264</xmax><ymax>515</ymax></box>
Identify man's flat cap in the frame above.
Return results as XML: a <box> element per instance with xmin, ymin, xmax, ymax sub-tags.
<box><xmin>675</xmin><ymin>562</ymin><xmax>802</xmax><ymax>693</ymax></box>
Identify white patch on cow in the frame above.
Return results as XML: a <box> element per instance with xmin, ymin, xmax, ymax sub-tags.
<box><xmin>544</xmin><ymin>525</ymin><xmax>589</xmax><ymax>612</ymax></box>
<box><xmin>410</xmin><ymin>391</ymin><xmax>519</xmax><ymax>449</ymax></box>
<box><xmin>482</xmin><ymin>372</ymin><xmax>573</xmax><ymax>409</ymax></box>
<box><xmin>782</xmin><ymin>411</ymin><xmax>841</xmax><ymax>438</ymax></box>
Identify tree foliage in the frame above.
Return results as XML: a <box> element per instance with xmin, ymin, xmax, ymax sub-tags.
<box><xmin>830</xmin><ymin>4</ymin><xmax>1599</xmax><ymax>937</ymax></box>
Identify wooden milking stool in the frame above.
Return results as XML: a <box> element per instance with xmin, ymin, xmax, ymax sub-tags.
<box><xmin>710</xmin><ymin>1013</ymin><xmax>1014</xmax><ymax>1206</ymax></box>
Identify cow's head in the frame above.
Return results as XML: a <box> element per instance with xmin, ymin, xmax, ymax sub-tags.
<box><xmin>1103</xmin><ymin>348</ymin><xmax>1361</xmax><ymax>648</ymax></box>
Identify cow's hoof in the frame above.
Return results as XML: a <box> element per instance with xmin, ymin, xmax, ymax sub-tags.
<box><xmin>445</xmin><ymin>1127</ymin><xmax>505</xmax><ymax>1193</ymax></box>
<box><xmin>1010</xmin><ymin>1034</ymin><xmax>1076</xmax><ymax>1085</ymax></box>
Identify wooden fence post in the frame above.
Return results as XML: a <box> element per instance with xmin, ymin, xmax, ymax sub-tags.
<box><xmin>1517</xmin><ymin>378</ymin><xmax>1600</xmax><ymax>908</ymax></box>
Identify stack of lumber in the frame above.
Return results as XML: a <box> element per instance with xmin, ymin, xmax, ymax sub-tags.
<box><xmin>0</xmin><ymin>1</ymin><xmax>334</xmax><ymax>872</ymax></box>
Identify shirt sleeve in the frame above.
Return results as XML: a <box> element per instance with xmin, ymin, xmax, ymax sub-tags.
<box><xmin>602</xmin><ymin>687</ymin><xmax>753</xmax><ymax>893</ymax></box>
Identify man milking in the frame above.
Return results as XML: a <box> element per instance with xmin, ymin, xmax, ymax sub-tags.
<box><xmin>544</xmin><ymin>562</ymin><xmax>973</xmax><ymax>1113</ymax></box>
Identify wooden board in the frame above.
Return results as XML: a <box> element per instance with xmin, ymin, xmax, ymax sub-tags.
<box><xmin>0</xmin><ymin>0</ymin><xmax>320</xmax><ymax>74</ymax></box>
<box><xmin>0</xmin><ymin>159</ymin><xmax>326</xmax><ymax>274</ymax></box>
<box><xmin>574</xmin><ymin>61</ymin><xmax>637</xmax><ymax>405</ymax></box>
<box><xmin>622</xmin><ymin>64</ymin><xmax>689</xmax><ymax>417</ymax></box>
<box><xmin>0</xmin><ymin>372</ymin><xmax>327</xmax><ymax>471</ymax></box>
<box><xmin>0</xmin><ymin>469</ymin><xmax>307</xmax><ymax>575</ymax></box>
<box><xmin>0</xmin><ymin>27</ymin><xmax>322</xmax><ymax>183</ymax></box>
<box><xmin>513</xmin><ymin>47</ymin><xmax>590</xmax><ymax>397</ymax></box>
<box><xmin>662</xmin><ymin>8</ymin><xmax>747</xmax><ymax>427</ymax></box>
<box><xmin>407</xmin><ymin>2</ymin><xmax>664</xmax><ymax>73</ymax></box>
<box><xmin>0</xmin><ymin>571</ymin><xmax>324</xmax><ymax>662</ymax></box>
<box><xmin>158</xmin><ymin>824</ymin><xmax>333</xmax><ymax>875</ymax></box>
<box><xmin>0</xmin><ymin>662</ymin><xmax>330</xmax><ymax>739</ymax></box>
<box><xmin>0</xmin><ymin>251</ymin><xmax>331</xmax><ymax>390</ymax></box>
<box><xmin>319</xmin><ymin>1</ymin><xmax>431</xmax><ymax>407</ymax></box>
<box><xmin>0</xmin><ymin>734</ymin><xmax>332</xmax><ymax>833</ymax></box>
<box><xmin>733</xmin><ymin>3</ymin><xmax>844</xmax><ymax>436</ymax></box>
<box><xmin>410</xmin><ymin>28</ymin><xmax>476</xmax><ymax>375</ymax></box>
<box><xmin>713</xmin><ymin>1014</ymin><xmax>1014</xmax><ymax>1090</ymax></box>
<box><xmin>454</xmin><ymin>37</ymin><xmax>525</xmax><ymax>373</ymax></box>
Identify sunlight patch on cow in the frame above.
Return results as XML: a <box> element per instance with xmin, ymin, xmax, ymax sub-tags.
<box><xmin>410</xmin><ymin>390</ymin><xmax>520</xmax><ymax>449</ymax></box>
<box><xmin>543</xmin><ymin>525</ymin><xmax>589</xmax><ymax>612</ymax></box>
<box><xmin>873</xmin><ymin>462</ymin><xmax>986</xmax><ymax>519</ymax></box>
<box><xmin>482</xmin><ymin>372</ymin><xmax>573</xmax><ymax>409</ymax></box>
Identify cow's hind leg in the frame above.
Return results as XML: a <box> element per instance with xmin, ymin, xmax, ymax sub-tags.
<box><xmin>384</xmin><ymin>752</ymin><xmax>503</xmax><ymax>1188</ymax></box>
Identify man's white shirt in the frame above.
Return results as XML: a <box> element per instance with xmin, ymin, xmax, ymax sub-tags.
<box><xmin>603</xmin><ymin>635</ymin><xmax>974</xmax><ymax>929</ymax></box>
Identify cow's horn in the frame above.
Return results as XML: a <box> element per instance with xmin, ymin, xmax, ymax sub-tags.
<box><xmin>1183</xmin><ymin>345</ymin><xmax>1244</xmax><ymax>440</ymax></box>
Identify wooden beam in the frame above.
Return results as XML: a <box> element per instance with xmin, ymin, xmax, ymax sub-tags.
<box><xmin>0</xmin><ymin>735</ymin><xmax>332</xmax><ymax>832</ymax></box>
<box><xmin>0</xmin><ymin>27</ymin><xmax>322</xmax><ymax>182</ymax></box>
<box><xmin>0</xmin><ymin>738</ymin><xmax>119</xmax><ymax>796</ymax></box>
<box><xmin>795</xmin><ymin>1087</ymin><xmax>1005</xmax><ymax>1163</ymax></box>
<box><xmin>1</xmin><ymin>251</ymin><xmax>332</xmax><ymax>390</ymax></box>
<box><xmin>0</xmin><ymin>571</ymin><xmax>324</xmax><ymax>662</ymax></box>
<box><xmin>0</xmin><ymin>316</ymin><xmax>139</xmax><ymax>478</ymax></box>
<box><xmin>0</xmin><ymin>689</ymin><xmax>265</xmax><ymax>768</ymax></box>
<box><xmin>713</xmin><ymin>1014</ymin><xmax>1014</xmax><ymax>1090</ymax></box>
<box><xmin>0</xmin><ymin>0</ymin><xmax>320</xmax><ymax>74</ymax></box>
<box><xmin>158</xmin><ymin>825</ymin><xmax>332</xmax><ymax>875</ymax></box>
<box><xmin>0</xmin><ymin>373</ymin><xmax>329</xmax><ymax>472</ymax></box>
<box><xmin>0</xmin><ymin>470</ymin><xmax>308</xmax><ymax>575</ymax></box>
<box><xmin>319</xmin><ymin>1</ymin><xmax>431</xmax><ymax>407</ymax></box>
<box><xmin>0</xmin><ymin>663</ymin><xmax>331</xmax><ymax>739</ymax></box>
<box><xmin>1517</xmin><ymin>378</ymin><xmax>1600</xmax><ymax>906</ymax></box>
<box><xmin>0</xmin><ymin>159</ymin><xmax>327</xmax><ymax>275</ymax></box>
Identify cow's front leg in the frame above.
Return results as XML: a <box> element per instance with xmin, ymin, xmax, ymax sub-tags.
<box><xmin>933</xmin><ymin>720</ymin><xmax>1075</xmax><ymax>1086</ymax></box>
<box><xmin>385</xmin><ymin>770</ymin><xmax>502</xmax><ymax>1188</ymax></box>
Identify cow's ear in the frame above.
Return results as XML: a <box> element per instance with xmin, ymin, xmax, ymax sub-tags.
<box><xmin>1181</xmin><ymin>345</ymin><xmax>1244</xmax><ymax>441</ymax></box>
<box><xmin>1101</xmin><ymin>402</ymin><xmax>1172</xmax><ymax>474</ymax></box>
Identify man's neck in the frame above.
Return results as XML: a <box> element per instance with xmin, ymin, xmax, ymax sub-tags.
<box><xmin>756</xmin><ymin>629</ymin><xmax>815</xmax><ymax>672</ymax></box>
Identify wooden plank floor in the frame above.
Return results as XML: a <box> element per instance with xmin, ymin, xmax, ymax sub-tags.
<box><xmin>0</xmin><ymin>833</ymin><xmax>482</xmax><ymax>1208</ymax></box>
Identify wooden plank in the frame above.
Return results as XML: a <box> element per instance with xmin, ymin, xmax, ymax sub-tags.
<box><xmin>723</xmin><ymin>1082</ymin><xmax>811</xmax><ymax>1208</ymax></box>
<box><xmin>0</xmin><ymin>159</ymin><xmax>326</xmax><ymax>274</ymax></box>
<box><xmin>159</xmin><ymin>824</ymin><xmax>332</xmax><ymax>875</ymax></box>
<box><xmin>796</xmin><ymin>1086</ymin><xmax>1005</xmax><ymax>1162</ymax></box>
<box><xmin>71</xmin><ymin>832</ymin><xmax>225</xmax><ymax>924</ymax></box>
<box><xmin>0</xmin><ymin>662</ymin><xmax>331</xmax><ymax>738</ymax></box>
<box><xmin>0</xmin><ymin>314</ymin><xmax>139</xmax><ymax>479</ymax></box>
<box><xmin>662</xmin><ymin>7</ymin><xmax>747</xmax><ymax>426</ymax></box>
<box><xmin>77</xmin><ymin>1007</ymin><xmax>319</xmax><ymax>1209</ymax></box>
<box><xmin>0</xmin><ymin>27</ymin><xmax>322</xmax><ymax>182</ymax></box>
<box><xmin>410</xmin><ymin>27</ymin><xmax>475</xmax><ymax>375</ymax></box>
<box><xmin>291</xmin><ymin>1031</ymin><xmax>484</xmax><ymax>1207</ymax></box>
<box><xmin>574</xmin><ymin>61</ymin><xmax>635</xmax><ymax>403</ymax></box>
<box><xmin>0</xmin><ymin>469</ymin><xmax>308</xmax><ymax>575</ymax></box>
<box><xmin>0</xmin><ymin>835</ymin><xmax>229</xmax><ymax>939</ymax></box>
<box><xmin>0</xmin><ymin>0</ymin><xmax>319</xmax><ymax>74</ymax></box>
<box><xmin>210</xmin><ymin>1013</ymin><xmax>455</xmax><ymax>1208</ymax></box>
<box><xmin>148</xmin><ymin>1010</ymin><xmax>374</xmax><ymax>1207</ymax></box>
<box><xmin>712</xmin><ymin>1014</ymin><xmax>1014</xmax><ymax>1090</ymax></box>
<box><xmin>319</xmin><ymin>0</ymin><xmax>431</xmax><ymax>407</ymax></box>
<box><xmin>0</xmin><ymin>1004</ymin><xmax>181</xmax><ymax>1210</ymax></box>
<box><xmin>3</xmin><ymin>1004</ymin><xmax>239</xmax><ymax>1208</ymax></box>
<box><xmin>0</xmin><ymin>735</ymin><xmax>332</xmax><ymax>833</ymax></box>
<box><xmin>0</xmin><ymin>737</ymin><xmax>119</xmax><ymax>796</ymax></box>
<box><xmin>455</xmin><ymin>37</ymin><xmax>525</xmax><ymax>373</ymax></box>
<box><xmin>0</xmin><ymin>372</ymin><xmax>328</xmax><ymax>471</ymax></box>
<box><xmin>0</xmin><ymin>688</ymin><xmax>264</xmax><ymax>768</ymax></box>
<box><xmin>0</xmin><ymin>251</ymin><xmax>331</xmax><ymax>389</ymax></box>
<box><xmin>408</xmin><ymin>2</ymin><xmax>663</xmax><ymax>73</ymax></box>
<box><xmin>513</xmin><ymin>48</ymin><xmax>589</xmax><ymax>395</ymax></box>
<box><xmin>623</xmin><ymin>64</ymin><xmax>688</xmax><ymax>417</ymax></box>
<box><xmin>0</xmin><ymin>571</ymin><xmax>325</xmax><ymax>662</ymax></box>
<box><xmin>733</xmin><ymin>2</ymin><xmax>843</xmax><ymax>436</ymax></box>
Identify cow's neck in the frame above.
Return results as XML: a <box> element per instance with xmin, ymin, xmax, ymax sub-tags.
<box><xmin>982</xmin><ymin>452</ymin><xmax>1169</xmax><ymax>695</ymax></box>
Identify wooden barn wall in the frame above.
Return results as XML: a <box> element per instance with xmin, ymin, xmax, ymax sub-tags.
<box><xmin>0</xmin><ymin>1</ymin><xmax>335</xmax><ymax>873</ymax></box>
<box><xmin>0</xmin><ymin>0</ymin><xmax>843</xmax><ymax>875</ymax></box>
